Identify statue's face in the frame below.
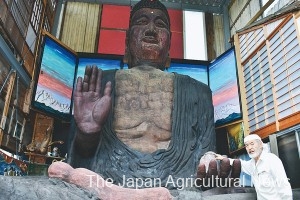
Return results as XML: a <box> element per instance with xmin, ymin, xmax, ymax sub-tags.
<box><xmin>127</xmin><ymin>8</ymin><xmax>171</xmax><ymax>70</ymax></box>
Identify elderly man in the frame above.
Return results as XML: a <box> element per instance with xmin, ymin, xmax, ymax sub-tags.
<box><xmin>49</xmin><ymin>0</ymin><xmax>239</xmax><ymax>198</ymax></box>
<box><xmin>216</xmin><ymin>134</ymin><xmax>292</xmax><ymax>200</ymax></box>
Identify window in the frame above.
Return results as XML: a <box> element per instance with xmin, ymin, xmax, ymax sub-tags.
<box><xmin>183</xmin><ymin>11</ymin><xmax>207</xmax><ymax>60</ymax></box>
<box><xmin>238</xmin><ymin>14</ymin><xmax>300</xmax><ymax>132</ymax></box>
<box><xmin>31</xmin><ymin>0</ymin><xmax>43</xmax><ymax>34</ymax></box>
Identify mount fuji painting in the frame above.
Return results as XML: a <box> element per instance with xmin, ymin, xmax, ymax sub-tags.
<box><xmin>33</xmin><ymin>36</ymin><xmax>77</xmax><ymax>120</ymax></box>
<box><xmin>209</xmin><ymin>48</ymin><xmax>242</xmax><ymax>127</ymax></box>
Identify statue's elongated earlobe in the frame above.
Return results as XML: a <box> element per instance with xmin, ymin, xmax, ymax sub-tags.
<box><xmin>123</xmin><ymin>30</ymin><xmax>130</xmax><ymax>65</ymax></box>
<box><xmin>123</xmin><ymin>50</ymin><xmax>129</xmax><ymax>64</ymax></box>
<box><xmin>165</xmin><ymin>53</ymin><xmax>171</xmax><ymax>69</ymax></box>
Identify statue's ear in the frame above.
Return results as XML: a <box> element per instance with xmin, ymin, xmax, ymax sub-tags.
<box><xmin>165</xmin><ymin>53</ymin><xmax>171</xmax><ymax>69</ymax></box>
<box><xmin>165</xmin><ymin>31</ymin><xmax>172</xmax><ymax>69</ymax></box>
<box><xmin>123</xmin><ymin>50</ymin><xmax>129</xmax><ymax>64</ymax></box>
<box><xmin>123</xmin><ymin>30</ymin><xmax>130</xmax><ymax>64</ymax></box>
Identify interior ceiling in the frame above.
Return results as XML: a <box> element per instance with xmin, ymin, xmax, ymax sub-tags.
<box><xmin>65</xmin><ymin>0</ymin><xmax>230</xmax><ymax>14</ymax></box>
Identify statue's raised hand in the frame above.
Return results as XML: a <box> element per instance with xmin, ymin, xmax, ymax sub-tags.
<box><xmin>74</xmin><ymin>66</ymin><xmax>112</xmax><ymax>134</ymax></box>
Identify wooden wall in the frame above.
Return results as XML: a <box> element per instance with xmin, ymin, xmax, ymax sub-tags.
<box><xmin>229</xmin><ymin>0</ymin><xmax>262</xmax><ymax>36</ymax></box>
<box><xmin>60</xmin><ymin>2</ymin><xmax>101</xmax><ymax>52</ymax></box>
<box><xmin>213</xmin><ymin>14</ymin><xmax>226</xmax><ymax>58</ymax></box>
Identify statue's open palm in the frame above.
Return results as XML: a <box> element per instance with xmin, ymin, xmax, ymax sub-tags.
<box><xmin>74</xmin><ymin>66</ymin><xmax>112</xmax><ymax>134</ymax></box>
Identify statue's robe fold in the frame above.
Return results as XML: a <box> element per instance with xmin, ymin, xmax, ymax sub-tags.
<box><xmin>67</xmin><ymin>70</ymin><xmax>216</xmax><ymax>189</ymax></box>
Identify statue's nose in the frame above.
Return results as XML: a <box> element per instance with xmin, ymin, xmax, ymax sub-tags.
<box><xmin>145</xmin><ymin>22</ymin><xmax>157</xmax><ymax>37</ymax></box>
<box><xmin>147</xmin><ymin>21</ymin><xmax>157</xmax><ymax>32</ymax></box>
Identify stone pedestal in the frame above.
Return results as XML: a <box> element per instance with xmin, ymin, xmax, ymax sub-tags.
<box><xmin>1</xmin><ymin>176</ymin><xmax>299</xmax><ymax>200</ymax></box>
<box><xmin>0</xmin><ymin>176</ymin><xmax>98</xmax><ymax>200</ymax></box>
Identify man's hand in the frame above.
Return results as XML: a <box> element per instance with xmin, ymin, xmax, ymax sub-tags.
<box><xmin>196</xmin><ymin>151</ymin><xmax>241</xmax><ymax>190</ymax></box>
<box><xmin>215</xmin><ymin>154</ymin><xmax>225</xmax><ymax>160</ymax></box>
<box><xmin>74</xmin><ymin>66</ymin><xmax>112</xmax><ymax>134</ymax></box>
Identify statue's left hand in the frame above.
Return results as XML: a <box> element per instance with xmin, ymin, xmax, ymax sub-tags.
<box><xmin>196</xmin><ymin>151</ymin><xmax>241</xmax><ymax>190</ymax></box>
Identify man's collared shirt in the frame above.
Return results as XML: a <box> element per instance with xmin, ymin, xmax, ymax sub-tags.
<box><xmin>240</xmin><ymin>151</ymin><xmax>293</xmax><ymax>200</ymax></box>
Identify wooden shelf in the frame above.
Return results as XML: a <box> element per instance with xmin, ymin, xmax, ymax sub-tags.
<box><xmin>24</xmin><ymin>152</ymin><xmax>65</xmax><ymax>164</ymax></box>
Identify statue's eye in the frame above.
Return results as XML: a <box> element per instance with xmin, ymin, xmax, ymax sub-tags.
<box><xmin>155</xmin><ymin>19</ymin><xmax>167</xmax><ymax>28</ymax></box>
<box><xmin>135</xmin><ymin>17</ymin><xmax>148</xmax><ymax>25</ymax></box>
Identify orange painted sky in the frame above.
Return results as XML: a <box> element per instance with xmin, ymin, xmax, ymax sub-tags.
<box><xmin>37</xmin><ymin>72</ymin><xmax>72</xmax><ymax>99</ymax></box>
<box><xmin>213</xmin><ymin>84</ymin><xmax>238</xmax><ymax>106</ymax></box>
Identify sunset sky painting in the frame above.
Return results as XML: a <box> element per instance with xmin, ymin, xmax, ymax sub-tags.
<box><xmin>209</xmin><ymin>48</ymin><xmax>241</xmax><ymax>126</ymax></box>
<box><xmin>34</xmin><ymin>36</ymin><xmax>77</xmax><ymax>116</ymax></box>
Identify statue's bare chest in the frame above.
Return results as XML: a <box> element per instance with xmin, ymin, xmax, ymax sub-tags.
<box><xmin>113</xmin><ymin>67</ymin><xmax>174</xmax><ymax>153</ymax></box>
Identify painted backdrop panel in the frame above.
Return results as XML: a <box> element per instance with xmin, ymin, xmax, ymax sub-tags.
<box><xmin>209</xmin><ymin>48</ymin><xmax>242</xmax><ymax>127</ymax></box>
<box><xmin>33</xmin><ymin>36</ymin><xmax>77</xmax><ymax>120</ymax></box>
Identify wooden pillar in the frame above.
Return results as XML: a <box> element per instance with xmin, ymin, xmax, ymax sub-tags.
<box><xmin>0</xmin><ymin>71</ymin><xmax>16</xmax><ymax>145</ymax></box>
<box><xmin>233</xmin><ymin>34</ymin><xmax>250</xmax><ymax>136</ymax></box>
<box><xmin>205</xmin><ymin>13</ymin><xmax>216</xmax><ymax>60</ymax></box>
<box><xmin>23</xmin><ymin>0</ymin><xmax>47</xmax><ymax>114</ymax></box>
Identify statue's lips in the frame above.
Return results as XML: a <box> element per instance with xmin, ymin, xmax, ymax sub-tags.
<box><xmin>142</xmin><ymin>36</ymin><xmax>159</xmax><ymax>44</ymax></box>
